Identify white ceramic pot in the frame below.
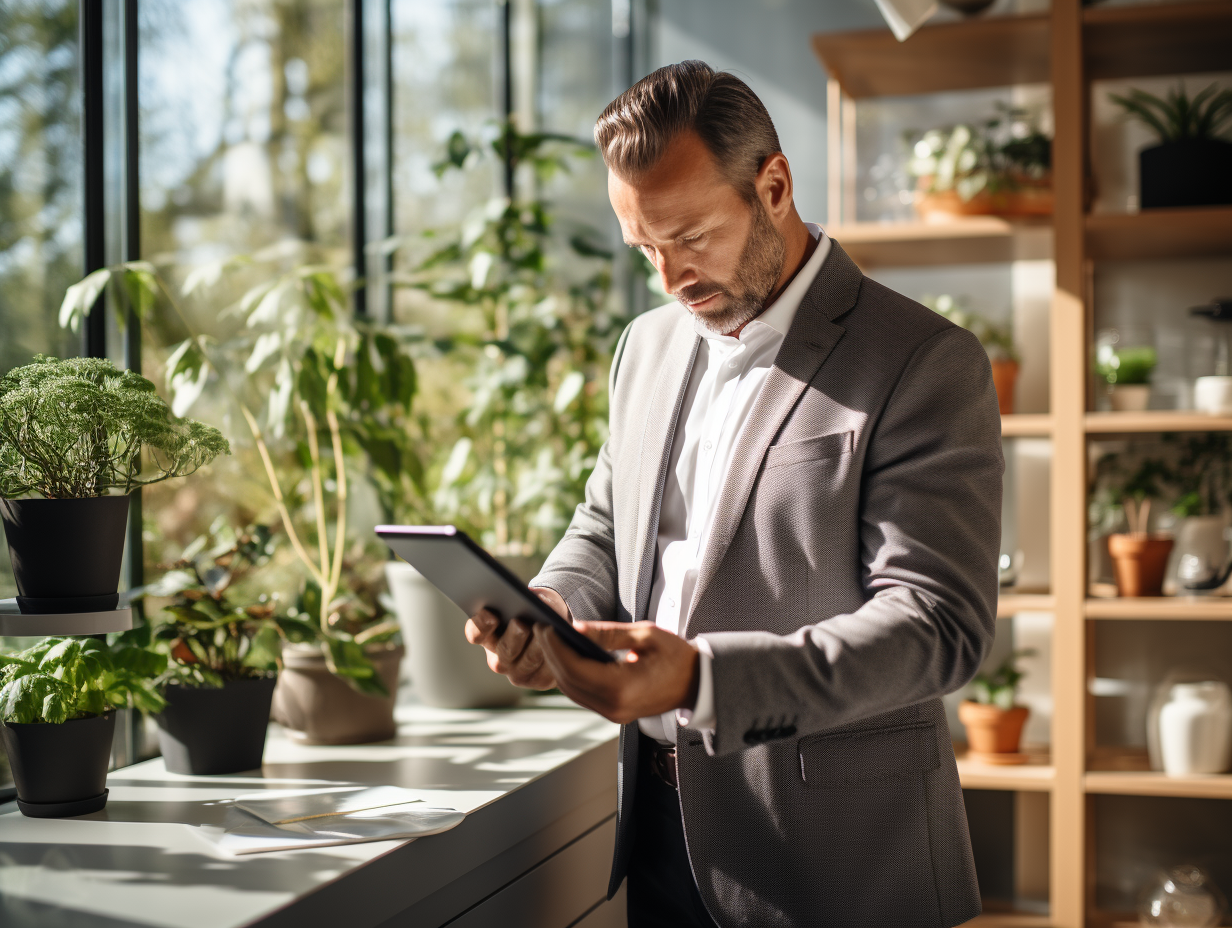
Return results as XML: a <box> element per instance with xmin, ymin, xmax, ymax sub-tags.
<box><xmin>1166</xmin><ymin>515</ymin><xmax>1230</xmax><ymax>594</ymax></box>
<box><xmin>1158</xmin><ymin>680</ymin><xmax>1232</xmax><ymax>776</ymax></box>
<box><xmin>384</xmin><ymin>561</ymin><xmax>521</xmax><ymax>709</ymax></box>
<box><xmin>1194</xmin><ymin>376</ymin><xmax>1232</xmax><ymax>415</ymax></box>
<box><xmin>1107</xmin><ymin>384</ymin><xmax>1151</xmax><ymax>412</ymax></box>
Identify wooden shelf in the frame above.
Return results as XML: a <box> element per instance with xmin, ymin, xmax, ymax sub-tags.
<box><xmin>1087</xmin><ymin>747</ymin><xmax>1232</xmax><ymax>799</ymax></box>
<box><xmin>964</xmin><ymin>912</ymin><xmax>1052</xmax><ymax>928</ymax></box>
<box><xmin>998</xmin><ymin>592</ymin><xmax>1056</xmax><ymax>617</ymax></box>
<box><xmin>1085</xmin><ymin>206</ymin><xmax>1232</xmax><ymax>262</ymax></box>
<box><xmin>1084</xmin><ymin>0</ymin><xmax>1232</xmax><ymax>82</ymax></box>
<box><xmin>830</xmin><ymin>218</ymin><xmax>1052</xmax><ymax>268</ymax></box>
<box><xmin>1084</xmin><ymin>410</ymin><xmax>1232</xmax><ymax>433</ymax></box>
<box><xmin>956</xmin><ymin>744</ymin><xmax>1055</xmax><ymax>792</ymax></box>
<box><xmin>1084</xmin><ymin>597</ymin><xmax>1232</xmax><ymax>620</ymax></box>
<box><xmin>1002</xmin><ymin>414</ymin><xmax>1053</xmax><ymax>438</ymax></box>
<box><xmin>811</xmin><ymin>15</ymin><xmax>1049</xmax><ymax>100</ymax></box>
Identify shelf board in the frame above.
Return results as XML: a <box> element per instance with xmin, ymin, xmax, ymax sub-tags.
<box><xmin>998</xmin><ymin>592</ymin><xmax>1056</xmax><ymax>617</ymax></box>
<box><xmin>1084</xmin><ymin>410</ymin><xmax>1232</xmax><ymax>433</ymax></box>
<box><xmin>830</xmin><ymin>219</ymin><xmax>1052</xmax><ymax>268</ymax></box>
<box><xmin>955</xmin><ymin>744</ymin><xmax>1054</xmax><ymax>792</ymax></box>
<box><xmin>1084</xmin><ymin>0</ymin><xmax>1232</xmax><ymax>82</ymax></box>
<box><xmin>964</xmin><ymin>912</ymin><xmax>1053</xmax><ymax>928</ymax></box>
<box><xmin>1002</xmin><ymin>413</ymin><xmax>1053</xmax><ymax>438</ymax></box>
<box><xmin>811</xmin><ymin>15</ymin><xmax>1049</xmax><ymax>100</ymax></box>
<box><xmin>1085</xmin><ymin>206</ymin><xmax>1232</xmax><ymax>262</ymax></box>
<box><xmin>1086</xmin><ymin>770</ymin><xmax>1232</xmax><ymax>801</ymax></box>
<box><xmin>1085</xmin><ymin>597</ymin><xmax>1232</xmax><ymax>620</ymax></box>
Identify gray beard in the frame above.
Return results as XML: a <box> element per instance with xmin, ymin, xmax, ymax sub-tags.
<box><xmin>678</xmin><ymin>200</ymin><xmax>786</xmax><ymax>337</ymax></box>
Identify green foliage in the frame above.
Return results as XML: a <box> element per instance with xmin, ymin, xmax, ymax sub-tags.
<box><xmin>1109</xmin><ymin>83</ymin><xmax>1232</xmax><ymax>144</ymax></box>
<box><xmin>1167</xmin><ymin>434</ymin><xmax>1232</xmax><ymax>518</ymax></box>
<box><xmin>138</xmin><ymin>519</ymin><xmax>312</xmax><ymax>688</ymax></box>
<box><xmin>1094</xmin><ymin>345</ymin><xmax>1156</xmax><ymax>386</ymax></box>
<box><xmin>0</xmin><ymin>629</ymin><xmax>167</xmax><ymax>724</ymax></box>
<box><xmin>907</xmin><ymin>104</ymin><xmax>1051</xmax><ymax>201</ymax></box>
<box><xmin>393</xmin><ymin>121</ymin><xmax>625</xmax><ymax>553</ymax></box>
<box><xmin>920</xmin><ymin>294</ymin><xmax>1018</xmax><ymax>362</ymax></box>
<box><xmin>970</xmin><ymin>648</ymin><xmax>1036</xmax><ymax>709</ymax></box>
<box><xmin>0</xmin><ymin>355</ymin><xmax>230</xmax><ymax>499</ymax></box>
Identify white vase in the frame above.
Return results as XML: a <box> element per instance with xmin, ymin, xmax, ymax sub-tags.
<box><xmin>1158</xmin><ymin>681</ymin><xmax>1232</xmax><ymax>776</ymax></box>
<box><xmin>384</xmin><ymin>561</ymin><xmax>521</xmax><ymax>709</ymax></box>
<box><xmin>1194</xmin><ymin>375</ymin><xmax>1232</xmax><ymax>415</ymax></box>
<box><xmin>1166</xmin><ymin>515</ymin><xmax>1230</xmax><ymax>595</ymax></box>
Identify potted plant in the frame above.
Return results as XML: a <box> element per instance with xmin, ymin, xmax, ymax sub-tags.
<box><xmin>1099</xmin><ymin>456</ymin><xmax>1174</xmax><ymax>597</ymax></box>
<box><xmin>921</xmin><ymin>294</ymin><xmax>1020</xmax><ymax>414</ymax></box>
<box><xmin>59</xmin><ymin>254</ymin><xmax>413</xmax><ymax>744</ymax></box>
<box><xmin>958</xmin><ymin>648</ymin><xmax>1037</xmax><ymax>764</ymax></box>
<box><xmin>0</xmin><ymin>631</ymin><xmax>166</xmax><ymax>816</ymax></box>
<box><xmin>0</xmin><ymin>356</ymin><xmax>229</xmax><ymax>616</ymax></box>
<box><xmin>1109</xmin><ymin>83</ymin><xmax>1232</xmax><ymax>209</ymax></box>
<box><xmin>1095</xmin><ymin>342</ymin><xmax>1156</xmax><ymax>412</ymax></box>
<box><xmin>140</xmin><ymin>521</ymin><xmax>318</xmax><ymax>773</ymax></box>
<box><xmin>906</xmin><ymin>105</ymin><xmax>1052</xmax><ymax>220</ymax></box>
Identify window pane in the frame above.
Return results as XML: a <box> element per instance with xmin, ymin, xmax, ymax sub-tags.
<box><xmin>138</xmin><ymin>0</ymin><xmax>349</xmax><ymax>567</ymax></box>
<box><xmin>0</xmin><ymin>0</ymin><xmax>81</xmax><ymax>603</ymax></box>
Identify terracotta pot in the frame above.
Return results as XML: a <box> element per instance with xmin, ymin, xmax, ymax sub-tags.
<box><xmin>271</xmin><ymin>643</ymin><xmax>404</xmax><ymax>744</ymax></box>
<box><xmin>990</xmin><ymin>359</ymin><xmax>1019</xmax><ymax>416</ymax></box>
<box><xmin>958</xmin><ymin>701</ymin><xmax>1029</xmax><ymax>763</ymax></box>
<box><xmin>1108</xmin><ymin>533</ymin><xmax>1174</xmax><ymax>598</ymax></box>
<box><xmin>1107</xmin><ymin>383</ymin><xmax>1151</xmax><ymax>412</ymax></box>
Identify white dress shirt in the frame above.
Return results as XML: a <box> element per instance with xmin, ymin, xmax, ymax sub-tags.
<box><xmin>639</xmin><ymin>223</ymin><xmax>832</xmax><ymax>746</ymax></box>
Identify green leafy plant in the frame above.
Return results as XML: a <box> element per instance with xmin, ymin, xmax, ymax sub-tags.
<box><xmin>0</xmin><ymin>355</ymin><xmax>230</xmax><ymax>499</ymax></box>
<box><xmin>59</xmin><ymin>248</ymin><xmax>416</xmax><ymax>695</ymax></box>
<box><xmin>140</xmin><ymin>519</ymin><xmax>315</xmax><ymax>688</ymax></box>
<box><xmin>907</xmin><ymin>104</ymin><xmax>1051</xmax><ymax>202</ymax></box>
<box><xmin>0</xmin><ymin>630</ymin><xmax>166</xmax><ymax>724</ymax></box>
<box><xmin>1109</xmin><ymin>83</ymin><xmax>1232</xmax><ymax>144</ymax></box>
<box><xmin>1091</xmin><ymin>450</ymin><xmax>1171</xmax><ymax>537</ymax></box>
<box><xmin>1165</xmin><ymin>433</ymin><xmax>1232</xmax><ymax>519</ymax></box>
<box><xmin>920</xmin><ymin>294</ymin><xmax>1018</xmax><ymax>362</ymax></box>
<box><xmin>969</xmin><ymin>648</ymin><xmax>1037</xmax><ymax>710</ymax></box>
<box><xmin>1095</xmin><ymin>344</ymin><xmax>1156</xmax><ymax>386</ymax></box>
<box><xmin>390</xmin><ymin>121</ymin><xmax>625</xmax><ymax>555</ymax></box>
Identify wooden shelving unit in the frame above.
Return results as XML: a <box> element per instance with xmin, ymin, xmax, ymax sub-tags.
<box><xmin>813</xmin><ymin>5</ymin><xmax>1232</xmax><ymax>925</ymax></box>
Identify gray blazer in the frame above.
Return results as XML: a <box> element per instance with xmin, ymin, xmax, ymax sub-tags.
<box><xmin>532</xmin><ymin>241</ymin><xmax>1003</xmax><ymax>928</ymax></box>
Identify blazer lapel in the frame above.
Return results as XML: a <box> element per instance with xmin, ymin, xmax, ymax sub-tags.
<box><xmin>683</xmin><ymin>240</ymin><xmax>864</xmax><ymax>631</ymax></box>
<box><xmin>630</xmin><ymin>311</ymin><xmax>700</xmax><ymax>622</ymax></box>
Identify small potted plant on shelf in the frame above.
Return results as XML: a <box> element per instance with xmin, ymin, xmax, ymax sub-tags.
<box><xmin>1095</xmin><ymin>339</ymin><xmax>1157</xmax><ymax>412</ymax></box>
<box><xmin>140</xmin><ymin>521</ymin><xmax>318</xmax><ymax>774</ymax></box>
<box><xmin>1096</xmin><ymin>454</ymin><xmax>1175</xmax><ymax>597</ymax></box>
<box><xmin>0</xmin><ymin>356</ymin><xmax>229</xmax><ymax>617</ymax></box>
<box><xmin>921</xmin><ymin>294</ymin><xmax>1020</xmax><ymax>414</ymax></box>
<box><xmin>906</xmin><ymin>104</ymin><xmax>1052</xmax><ymax>221</ymax></box>
<box><xmin>958</xmin><ymin>647</ymin><xmax>1037</xmax><ymax>765</ymax></box>
<box><xmin>1109</xmin><ymin>82</ymin><xmax>1232</xmax><ymax>210</ymax></box>
<box><xmin>0</xmin><ymin>631</ymin><xmax>166</xmax><ymax>817</ymax></box>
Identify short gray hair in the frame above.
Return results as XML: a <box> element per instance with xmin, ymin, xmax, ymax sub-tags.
<box><xmin>594</xmin><ymin>60</ymin><xmax>782</xmax><ymax>202</ymax></box>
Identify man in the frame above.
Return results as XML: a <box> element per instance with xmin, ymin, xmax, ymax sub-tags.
<box><xmin>465</xmin><ymin>60</ymin><xmax>1003</xmax><ymax>928</ymax></box>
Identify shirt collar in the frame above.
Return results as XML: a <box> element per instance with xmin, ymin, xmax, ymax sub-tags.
<box><xmin>695</xmin><ymin>223</ymin><xmax>831</xmax><ymax>343</ymax></box>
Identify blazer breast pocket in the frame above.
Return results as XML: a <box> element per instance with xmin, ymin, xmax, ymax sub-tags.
<box><xmin>798</xmin><ymin>721</ymin><xmax>940</xmax><ymax>788</ymax></box>
<box><xmin>763</xmin><ymin>429</ymin><xmax>853</xmax><ymax>471</ymax></box>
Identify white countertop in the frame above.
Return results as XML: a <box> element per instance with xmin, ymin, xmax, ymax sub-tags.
<box><xmin>0</xmin><ymin>696</ymin><xmax>620</xmax><ymax>928</ymax></box>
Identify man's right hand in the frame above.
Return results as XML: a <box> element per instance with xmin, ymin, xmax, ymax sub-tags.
<box><xmin>464</xmin><ymin>587</ymin><xmax>570</xmax><ymax>690</ymax></box>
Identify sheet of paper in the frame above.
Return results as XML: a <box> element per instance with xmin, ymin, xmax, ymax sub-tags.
<box><xmin>233</xmin><ymin>785</ymin><xmax>426</xmax><ymax>824</ymax></box>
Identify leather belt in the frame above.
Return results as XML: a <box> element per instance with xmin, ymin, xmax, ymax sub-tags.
<box><xmin>645</xmin><ymin>740</ymin><xmax>678</xmax><ymax>790</ymax></box>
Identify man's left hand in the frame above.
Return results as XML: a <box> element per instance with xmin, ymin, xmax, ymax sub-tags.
<box><xmin>534</xmin><ymin>621</ymin><xmax>700</xmax><ymax>725</ymax></box>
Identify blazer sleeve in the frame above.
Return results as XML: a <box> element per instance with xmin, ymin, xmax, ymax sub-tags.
<box><xmin>527</xmin><ymin>321</ymin><xmax>634</xmax><ymax>623</ymax></box>
<box><xmin>700</xmin><ymin>325</ymin><xmax>1004</xmax><ymax>756</ymax></box>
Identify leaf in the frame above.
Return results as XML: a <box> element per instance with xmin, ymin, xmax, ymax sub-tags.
<box><xmin>246</xmin><ymin>331</ymin><xmax>283</xmax><ymax>373</ymax></box>
<box><xmin>59</xmin><ymin>267</ymin><xmax>113</xmax><ymax>333</ymax></box>
<box><xmin>553</xmin><ymin>371</ymin><xmax>585</xmax><ymax>413</ymax></box>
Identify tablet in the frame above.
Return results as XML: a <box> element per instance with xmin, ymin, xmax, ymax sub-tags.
<box><xmin>376</xmin><ymin>525</ymin><xmax>615</xmax><ymax>664</ymax></box>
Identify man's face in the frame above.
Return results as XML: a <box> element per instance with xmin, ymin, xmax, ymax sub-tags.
<box><xmin>608</xmin><ymin>131</ymin><xmax>785</xmax><ymax>336</ymax></box>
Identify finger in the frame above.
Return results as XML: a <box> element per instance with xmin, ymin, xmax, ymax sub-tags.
<box><xmin>535</xmin><ymin>625</ymin><xmax>623</xmax><ymax>708</ymax></box>
<box><xmin>495</xmin><ymin>618</ymin><xmax>535</xmax><ymax>669</ymax></box>
<box><xmin>465</xmin><ymin>609</ymin><xmax>502</xmax><ymax>647</ymax></box>
<box><xmin>572</xmin><ymin>620</ymin><xmax>654</xmax><ymax>652</ymax></box>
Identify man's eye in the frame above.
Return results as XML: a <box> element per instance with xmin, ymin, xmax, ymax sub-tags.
<box><xmin>682</xmin><ymin>234</ymin><xmax>703</xmax><ymax>246</ymax></box>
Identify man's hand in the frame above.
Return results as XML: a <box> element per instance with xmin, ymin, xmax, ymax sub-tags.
<box><xmin>463</xmin><ymin>587</ymin><xmax>569</xmax><ymax>690</ymax></box>
<box><xmin>534</xmin><ymin>620</ymin><xmax>700</xmax><ymax>725</ymax></box>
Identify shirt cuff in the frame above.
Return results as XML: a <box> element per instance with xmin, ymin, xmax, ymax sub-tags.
<box><xmin>676</xmin><ymin>637</ymin><xmax>716</xmax><ymax>732</ymax></box>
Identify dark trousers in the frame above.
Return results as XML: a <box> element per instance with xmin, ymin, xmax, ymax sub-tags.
<box><xmin>626</xmin><ymin>733</ymin><xmax>721</xmax><ymax>928</ymax></box>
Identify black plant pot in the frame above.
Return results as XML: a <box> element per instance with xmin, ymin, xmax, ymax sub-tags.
<box><xmin>0</xmin><ymin>495</ymin><xmax>130</xmax><ymax>614</ymax></box>
<box><xmin>154</xmin><ymin>676</ymin><xmax>277</xmax><ymax>775</ymax></box>
<box><xmin>1140</xmin><ymin>139</ymin><xmax>1232</xmax><ymax>210</ymax></box>
<box><xmin>0</xmin><ymin>712</ymin><xmax>115</xmax><ymax>817</ymax></box>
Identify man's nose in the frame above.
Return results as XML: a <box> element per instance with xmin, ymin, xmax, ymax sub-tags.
<box><xmin>656</xmin><ymin>250</ymin><xmax>694</xmax><ymax>295</ymax></box>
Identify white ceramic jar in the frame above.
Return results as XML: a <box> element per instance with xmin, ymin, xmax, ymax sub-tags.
<box><xmin>1158</xmin><ymin>681</ymin><xmax>1232</xmax><ymax>776</ymax></box>
<box><xmin>1194</xmin><ymin>375</ymin><xmax>1232</xmax><ymax>415</ymax></box>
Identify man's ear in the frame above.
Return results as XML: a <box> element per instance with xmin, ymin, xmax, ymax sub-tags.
<box><xmin>755</xmin><ymin>152</ymin><xmax>794</xmax><ymax>221</ymax></box>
